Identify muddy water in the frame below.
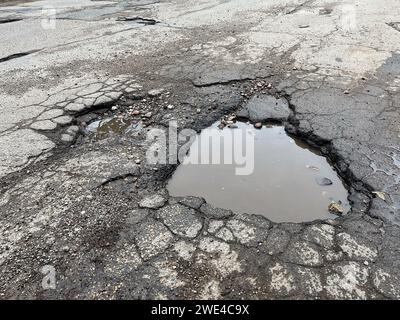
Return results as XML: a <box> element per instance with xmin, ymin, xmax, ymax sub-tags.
<box><xmin>168</xmin><ymin>121</ymin><xmax>350</xmax><ymax>223</ymax></box>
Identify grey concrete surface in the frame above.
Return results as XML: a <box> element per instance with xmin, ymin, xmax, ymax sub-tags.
<box><xmin>0</xmin><ymin>0</ymin><xmax>400</xmax><ymax>299</ymax></box>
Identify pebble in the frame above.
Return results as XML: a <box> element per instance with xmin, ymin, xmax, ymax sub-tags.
<box><xmin>66</xmin><ymin>125</ymin><xmax>79</xmax><ymax>135</ymax></box>
<box><xmin>148</xmin><ymin>88</ymin><xmax>164</xmax><ymax>97</ymax></box>
<box><xmin>254</xmin><ymin>122</ymin><xmax>262</xmax><ymax>129</ymax></box>
<box><xmin>328</xmin><ymin>202</ymin><xmax>344</xmax><ymax>215</ymax></box>
<box><xmin>125</xmin><ymin>87</ymin><xmax>138</xmax><ymax>94</ymax></box>
<box><xmin>60</xmin><ymin>134</ymin><xmax>74</xmax><ymax>142</ymax></box>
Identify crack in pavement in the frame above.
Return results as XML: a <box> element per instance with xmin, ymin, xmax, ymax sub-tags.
<box><xmin>0</xmin><ymin>18</ymin><xmax>22</xmax><ymax>24</ymax></box>
<box><xmin>0</xmin><ymin>49</ymin><xmax>41</xmax><ymax>63</ymax></box>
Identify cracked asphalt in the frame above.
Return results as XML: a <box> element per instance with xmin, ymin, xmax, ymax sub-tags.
<box><xmin>1</xmin><ymin>0</ymin><xmax>400</xmax><ymax>300</ymax></box>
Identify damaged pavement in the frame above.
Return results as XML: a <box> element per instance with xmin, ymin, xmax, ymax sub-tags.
<box><xmin>1</xmin><ymin>0</ymin><xmax>400</xmax><ymax>299</ymax></box>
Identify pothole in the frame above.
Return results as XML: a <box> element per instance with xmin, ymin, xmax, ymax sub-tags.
<box><xmin>85</xmin><ymin>116</ymin><xmax>141</xmax><ymax>138</ymax></box>
<box><xmin>167</xmin><ymin>120</ymin><xmax>350</xmax><ymax>223</ymax></box>
<box><xmin>82</xmin><ymin>112</ymin><xmax>144</xmax><ymax>139</ymax></box>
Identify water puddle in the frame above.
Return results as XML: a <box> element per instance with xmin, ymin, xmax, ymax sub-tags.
<box><xmin>84</xmin><ymin>116</ymin><xmax>142</xmax><ymax>139</ymax></box>
<box><xmin>167</xmin><ymin>121</ymin><xmax>350</xmax><ymax>222</ymax></box>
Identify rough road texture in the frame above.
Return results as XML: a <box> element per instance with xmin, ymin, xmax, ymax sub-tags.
<box><xmin>1</xmin><ymin>0</ymin><xmax>400</xmax><ymax>299</ymax></box>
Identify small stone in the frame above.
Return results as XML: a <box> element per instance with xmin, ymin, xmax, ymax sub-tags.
<box><xmin>111</xmin><ymin>106</ymin><xmax>118</xmax><ymax>111</ymax></box>
<box><xmin>167</xmin><ymin>104</ymin><xmax>175</xmax><ymax>110</ymax></box>
<box><xmin>139</xmin><ymin>194</ymin><xmax>166</xmax><ymax>209</ymax></box>
<box><xmin>135</xmin><ymin>159</ymin><xmax>141</xmax><ymax>164</ymax></box>
<box><xmin>144</xmin><ymin>112</ymin><xmax>152</xmax><ymax>118</ymax></box>
<box><xmin>148</xmin><ymin>88</ymin><xmax>164</xmax><ymax>97</ymax></box>
<box><xmin>60</xmin><ymin>134</ymin><xmax>74</xmax><ymax>142</ymax></box>
<box><xmin>254</xmin><ymin>122</ymin><xmax>262</xmax><ymax>129</ymax></box>
<box><xmin>66</xmin><ymin>125</ymin><xmax>79</xmax><ymax>135</ymax></box>
<box><xmin>132</xmin><ymin>110</ymin><xmax>140</xmax><ymax>115</ymax></box>
<box><xmin>328</xmin><ymin>202</ymin><xmax>344</xmax><ymax>215</ymax></box>
<box><xmin>196</xmin><ymin>108</ymin><xmax>201</xmax><ymax>113</ymax></box>
<box><xmin>372</xmin><ymin>191</ymin><xmax>386</xmax><ymax>201</ymax></box>
<box><xmin>315</xmin><ymin>176</ymin><xmax>333</xmax><ymax>186</ymax></box>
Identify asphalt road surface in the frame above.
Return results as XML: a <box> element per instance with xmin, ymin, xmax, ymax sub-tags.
<box><xmin>1</xmin><ymin>0</ymin><xmax>400</xmax><ymax>299</ymax></box>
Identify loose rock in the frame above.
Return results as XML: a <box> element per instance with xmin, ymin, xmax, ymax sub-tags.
<box><xmin>148</xmin><ymin>88</ymin><xmax>164</xmax><ymax>97</ymax></box>
<box><xmin>316</xmin><ymin>176</ymin><xmax>333</xmax><ymax>186</ymax></box>
<box><xmin>328</xmin><ymin>202</ymin><xmax>345</xmax><ymax>215</ymax></box>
